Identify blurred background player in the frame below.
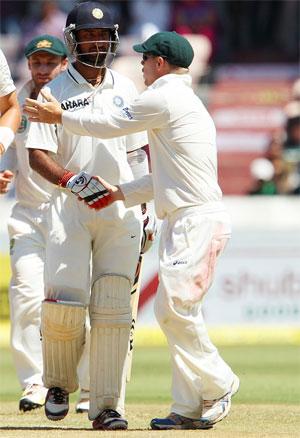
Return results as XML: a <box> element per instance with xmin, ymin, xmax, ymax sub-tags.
<box><xmin>0</xmin><ymin>49</ymin><xmax>21</xmax><ymax>156</ymax></box>
<box><xmin>0</xmin><ymin>34</ymin><xmax>90</xmax><ymax>413</ymax></box>
<box><xmin>248</xmin><ymin>81</ymin><xmax>300</xmax><ymax>196</ymax></box>
<box><xmin>25</xmin><ymin>2</ymin><xmax>150</xmax><ymax>430</ymax></box>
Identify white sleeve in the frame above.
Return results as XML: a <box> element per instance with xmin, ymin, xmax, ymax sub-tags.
<box><xmin>125</xmin><ymin>130</ymin><xmax>148</xmax><ymax>153</ymax></box>
<box><xmin>62</xmin><ymin>89</ymin><xmax>168</xmax><ymax>139</ymax></box>
<box><xmin>0</xmin><ymin>49</ymin><xmax>16</xmax><ymax>97</ymax></box>
<box><xmin>120</xmin><ymin>174</ymin><xmax>154</xmax><ymax>207</ymax></box>
<box><xmin>127</xmin><ymin>148</ymin><xmax>149</xmax><ymax>180</ymax></box>
<box><xmin>0</xmin><ymin>142</ymin><xmax>17</xmax><ymax>172</ymax></box>
<box><xmin>117</xmin><ymin>72</ymin><xmax>149</xmax><ymax>152</ymax></box>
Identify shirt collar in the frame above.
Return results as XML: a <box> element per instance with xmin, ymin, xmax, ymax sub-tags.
<box><xmin>67</xmin><ymin>63</ymin><xmax>114</xmax><ymax>90</ymax></box>
<box><xmin>150</xmin><ymin>73</ymin><xmax>192</xmax><ymax>90</ymax></box>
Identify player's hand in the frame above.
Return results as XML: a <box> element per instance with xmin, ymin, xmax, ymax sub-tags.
<box><xmin>61</xmin><ymin>171</ymin><xmax>113</xmax><ymax>209</ymax></box>
<box><xmin>24</xmin><ymin>90</ymin><xmax>62</xmax><ymax>124</ymax></box>
<box><xmin>0</xmin><ymin>170</ymin><xmax>14</xmax><ymax>194</ymax></box>
<box><xmin>82</xmin><ymin>174</ymin><xmax>124</xmax><ymax>210</ymax></box>
<box><xmin>140</xmin><ymin>203</ymin><xmax>157</xmax><ymax>253</ymax></box>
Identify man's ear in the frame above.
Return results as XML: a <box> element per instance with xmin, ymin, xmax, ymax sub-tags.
<box><xmin>61</xmin><ymin>58</ymin><xmax>68</xmax><ymax>71</ymax></box>
<box><xmin>156</xmin><ymin>56</ymin><xmax>165</xmax><ymax>67</ymax></box>
<box><xmin>157</xmin><ymin>56</ymin><xmax>170</xmax><ymax>74</ymax></box>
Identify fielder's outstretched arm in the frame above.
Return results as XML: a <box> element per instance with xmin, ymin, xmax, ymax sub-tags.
<box><xmin>24</xmin><ymin>88</ymin><xmax>168</xmax><ymax>139</ymax></box>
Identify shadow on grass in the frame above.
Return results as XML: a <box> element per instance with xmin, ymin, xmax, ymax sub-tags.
<box><xmin>0</xmin><ymin>426</ymin><xmax>146</xmax><ymax>431</ymax></box>
<box><xmin>0</xmin><ymin>427</ymin><xmax>91</xmax><ymax>431</ymax></box>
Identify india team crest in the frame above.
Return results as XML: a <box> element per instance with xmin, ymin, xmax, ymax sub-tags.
<box><xmin>113</xmin><ymin>96</ymin><xmax>124</xmax><ymax>108</ymax></box>
<box><xmin>92</xmin><ymin>8</ymin><xmax>103</xmax><ymax>19</ymax></box>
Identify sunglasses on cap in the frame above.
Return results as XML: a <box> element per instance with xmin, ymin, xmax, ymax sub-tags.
<box><xmin>142</xmin><ymin>53</ymin><xmax>153</xmax><ymax>61</ymax></box>
<box><xmin>142</xmin><ymin>53</ymin><xmax>167</xmax><ymax>61</ymax></box>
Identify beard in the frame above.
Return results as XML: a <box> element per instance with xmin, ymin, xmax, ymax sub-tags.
<box><xmin>78</xmin><ymin>51</ymin><xmax>107</xmax><ymax>67</ymax></box>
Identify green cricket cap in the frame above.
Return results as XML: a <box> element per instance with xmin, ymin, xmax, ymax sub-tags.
<box><xmin>25</xmin><ymin>35</ymin><xmax>67</xmax><ymax>58</ymax></box>
<box><xmin>133</xmin><ymin>31</ymin><xmax>194</xmax><ymax>68</ymax></box>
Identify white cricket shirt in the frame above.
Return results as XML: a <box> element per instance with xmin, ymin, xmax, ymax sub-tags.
<box><xmin>62</xmin><ymin>73</ymin><xmax>223</xmax><ymax>219</ymax></box>
<box><xmin>26</xmin><ymin>64</ymin><xmax>147</xmax><ymax>187</ymax></box>
<box><xmin>0</xmin><ymin>80</ymin><xmax>53</xmax><ymax>207</ymax></box>
<box><xmin>0</xmin><ymin>49</ymin><xmax>16</xmax><ymax>97</ymax></box>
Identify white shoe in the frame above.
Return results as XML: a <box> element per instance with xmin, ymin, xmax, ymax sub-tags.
<box><xmin>19</xmin><ymin>384</ymin><xmax>48</xmax><ymax>412</ymax></box>
<box><xmin>75</xmin><ymin>389</ymin><xmax>90</xmax><ymax>413</ymax></box>
<box><xmin>200</xmin><ymin>375</ymin><xmax>240</xmax><ymax>426</ymax></box>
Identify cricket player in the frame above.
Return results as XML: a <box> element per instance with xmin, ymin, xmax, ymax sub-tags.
<box><xmin>0</xmin><ymin>35</ymin><xmax>90</xmax><ymax>413</ymax></box>
<box><xmin>24</xmin><ymin>1</ymin><xmax>149</xmax><ymax>430</ymax></box>
<box><xmin>26</xmin><ymin>31</ymin><xmax>240</xmax><ymax>430</ymax></box>
<box><xmin>0</xmin><ymin>49</ymin><xmax>21</xmax><ymax>155</ymax></box>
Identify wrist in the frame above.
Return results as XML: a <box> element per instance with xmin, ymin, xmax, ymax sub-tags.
<box><xmin>58</xmin><ymin>170</ymin><xmax>75</xmax><ymax>187</ymax></box>
<box><xmin>114</xmin><ymin>185</ymin><xmax>125</xmax><ymax>201</ymax></box>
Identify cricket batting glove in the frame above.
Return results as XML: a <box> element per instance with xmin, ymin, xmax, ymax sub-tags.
<box><xmin>141</xmin><ymin>203</ymin><xmax>157</xmax><ymax>253</ymax></box>
<box><xmin>59</xmin><ymin>170</ymin><xmax>112</xmax><ymax>209</ymax></box>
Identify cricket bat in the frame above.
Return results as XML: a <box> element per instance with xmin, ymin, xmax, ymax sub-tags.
<box><xmin>126</xmin><ymin>254</ymin><xmax>144</xmax><ymax>382</ymax></box>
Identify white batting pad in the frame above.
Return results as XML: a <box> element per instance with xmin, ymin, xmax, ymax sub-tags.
<box><xmin>41</xmin><ymin>300</ymin><xmax>86</xmax><ymax>393</ymax></box>
<box><xmin>89</xmin><ymin>275</ymin><xmax>132</xmax><ymax>419</ymax></box>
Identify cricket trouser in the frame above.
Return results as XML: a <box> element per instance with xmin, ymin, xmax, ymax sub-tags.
<box><xmin>8</xmin><ymin>202</ymin><xmax>90</xmax><ymax>391</ymax></box>
<box><xmin>154</xmin><ymin>202</ymin><xmax>235</xmax><ymax>419</ymax></box>
<box><xmin>44</xmin><ymin>192</ymin><xmax>142</xmax><ymax>304</ymax></box>
<box><xmin>44</xmin><ymin>191</ymin><xmax>142</xmax><ymax>416</ymax></box>
<box><xmin>8</xmin><ymin>203</ymin><xmax>49</xmax><ymax>388</ymax></box>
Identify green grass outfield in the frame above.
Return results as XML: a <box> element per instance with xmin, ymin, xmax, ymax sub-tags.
<box><xmin>1</xmin><ymin>344</ymin><xmax>300</xmax><ymax>437</ymax></box>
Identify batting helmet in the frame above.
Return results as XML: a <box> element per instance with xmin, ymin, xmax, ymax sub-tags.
<box><xmin>64</xmin><ymin>1</ymin><xmax>119</xmax><ymax>68</ymax></box>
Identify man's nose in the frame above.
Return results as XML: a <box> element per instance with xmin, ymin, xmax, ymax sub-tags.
<box><xmin>96</xmin><ymin>42</ymin><xmax>107</xmax><ymax>51</ymax></box>
<box><xmin>38</xmin><ymin>64</ymin><xmax>49</xmax><ymax>73</ymax></box>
